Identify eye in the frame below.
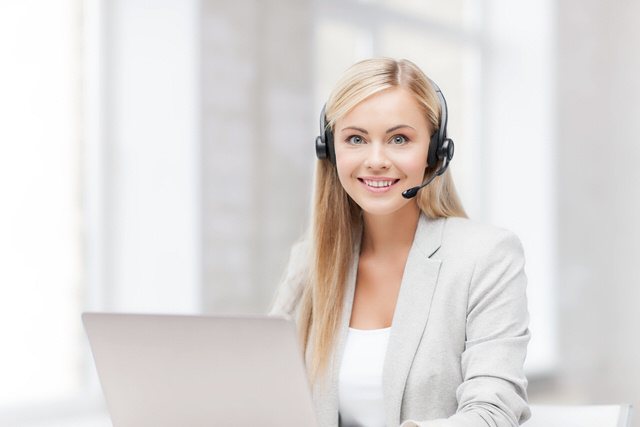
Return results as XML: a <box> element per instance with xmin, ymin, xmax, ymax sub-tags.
<box><xmin>391</xmin><ymin>135</ymin><xmax>408</xmax><ymax>145</ymax></box>
<box><xmin>348</xmin><ymin>135</ymin><xmax>365</xmax><ymax>145</ymax></box>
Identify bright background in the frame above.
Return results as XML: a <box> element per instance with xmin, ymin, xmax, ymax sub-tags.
<box><xmin>1</xmin><ymin>0</ymin><xmax>639</xmax><ymax>426</ymax></box>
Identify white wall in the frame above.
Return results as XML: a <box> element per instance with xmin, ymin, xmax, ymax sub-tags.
<box><xmin>481</xmin><ymin>0</ymin><xmax>557</xmax><ymax>376</ymax></box>
<box><xmin>544</xmin><ymin>1</ymin><xmax>640</xmax><ymax>416</ymax></box>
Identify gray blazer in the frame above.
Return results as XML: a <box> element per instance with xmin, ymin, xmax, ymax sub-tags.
<box><xmin>270</xmin><ymin>214</ymin><xmax>531</xmax><ymax>427</ymax></box>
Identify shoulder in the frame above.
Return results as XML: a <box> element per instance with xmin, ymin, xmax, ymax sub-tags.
<box><xmin>413</xmin><ymin>214</ymin><xmax>524</xmax><ymax>266</ymax></box>
<box><xmin>436</xmin><ymin>217</ymin><xmax>527</xmax><ymax>303</ymax></box>
<box><xmin>439</xmin><ymin>216</ymin><xmax>524</xmax><ymax>259</ymax></box>
<box><xmin>269</xmin><ymin>238</ymin><xmax>311</xmax><ymax>318</ymax></box>
<box><xmin>442</xmin><ymin>216</ymin><xmax>519</xmax><ymax>241</ymax></box>
<box><xmin>285</xmin><ymin>238</ymin><xmax>312</xmax><ymax>272</ymax></box>
<box><xmin>415</xmin><ymin>216</ymin><xmax>526</xmax><ymax>289</ymax></box>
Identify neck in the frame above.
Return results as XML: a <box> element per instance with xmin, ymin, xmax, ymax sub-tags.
<box><xmin>360</xmin><ymin>204</ymin><xmax>421</xmax><ymax>256</ymax></box>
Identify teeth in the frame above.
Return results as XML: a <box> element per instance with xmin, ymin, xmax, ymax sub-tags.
<box><xmin>364</xmin><ymin>180</ymin><xmax>394</xmax><ymax>188</ymax></box>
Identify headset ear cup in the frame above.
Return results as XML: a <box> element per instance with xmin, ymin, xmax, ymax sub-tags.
<box><xmin>315</xmin><ymin>104</ymin><xmax>336</xmax><ymax>164</ymax></box>
<box><xmin>440</xmin><ymin>138</ymin><xmax>454</xmax><ymax>162</ymax></box>
<box><xmin>427</xmin><ymin>130</ymin><xmax>440</xmax><ymax>168</ymax></box>
<box><xmin>315</xmin><ymin>135</ymin><xmax>328</xmax><ymax>159</ymax></box>
<box><xmin>325</xmin><ymin>127</ymin><xmax>335</xmax><ymax>165</ymax></box>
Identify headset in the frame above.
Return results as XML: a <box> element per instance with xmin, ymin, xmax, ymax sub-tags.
<box><xmin>314</xmin><ymin>79</ymin><xmax>454</xmax><ymax>199</ymax></box>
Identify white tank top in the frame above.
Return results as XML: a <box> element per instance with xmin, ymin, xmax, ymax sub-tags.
<box><xmin>338</xmin><ymin>327</ymin><xmax>390</xmax><ymax>427</ymax></box>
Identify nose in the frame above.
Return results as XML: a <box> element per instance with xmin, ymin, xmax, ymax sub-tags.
<box><xmin>364</xmin><ymin>143</ymin><xmax>390</xmax><ymax>169</ymax></box>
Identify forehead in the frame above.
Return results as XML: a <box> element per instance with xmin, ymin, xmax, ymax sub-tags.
<box><xmin>336</xmin><ymin>87</ymin><xmax>429</xmax><ymax>131</ymax></box>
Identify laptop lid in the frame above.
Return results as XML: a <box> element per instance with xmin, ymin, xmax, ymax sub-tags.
<box><xmin>82</xmin><ymin>313</ymin><xmax>318</xmax><ymax>427</ymax></box>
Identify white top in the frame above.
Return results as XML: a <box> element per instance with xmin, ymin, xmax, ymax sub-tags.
<box><xmin>338</xmin><ymin>327</ymin><xmax>391</xmax><ymax>427</ymax></box>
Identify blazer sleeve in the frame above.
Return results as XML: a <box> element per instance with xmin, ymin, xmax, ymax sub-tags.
<box><xmin>402</xmin><ymin>228</ymin><xmax>531</xmax><ymax>427</ymax></box>
<box><xmin>268</xmin><ymin>239</ymin><xmax>310</xmax><ymax>319</ymax></box>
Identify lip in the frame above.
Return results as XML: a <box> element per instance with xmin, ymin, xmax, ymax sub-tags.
<box><xmin>357</xmin><ymin>177</ymin><xmax>400</xmax><ymax>193</ymax></box>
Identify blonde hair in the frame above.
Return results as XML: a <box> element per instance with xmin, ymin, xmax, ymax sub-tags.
<box><xmin>298</xmin><ymin>58</ymin><xmax>466</xmax><ymax>383</ymax></box>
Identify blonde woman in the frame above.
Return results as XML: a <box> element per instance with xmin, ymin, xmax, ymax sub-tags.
<box><xmin>271</xmin><ymin>58</ymin><xmax>530</xmax><ymax>427</ymax></box>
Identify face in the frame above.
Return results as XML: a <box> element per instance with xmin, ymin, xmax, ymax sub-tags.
<box><xmin>333</xmin><ymin>87</ymin><xmax>432</xmax><ymax>218</ymax></box>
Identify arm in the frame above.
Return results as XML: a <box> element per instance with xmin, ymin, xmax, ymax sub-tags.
<box><xmin>402</xmin><ymin>230</ymin><xmax>531</xmax><ymax>427</ymax></box>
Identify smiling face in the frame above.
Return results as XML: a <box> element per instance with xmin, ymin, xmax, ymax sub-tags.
<box><xmin>333</xmin><ymin>87</ymin><xmax>432</xmax><ymax>219</ymax></box>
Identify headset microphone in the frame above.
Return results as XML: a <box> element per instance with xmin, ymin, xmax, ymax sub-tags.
<box><xmin>401</xmin><ymin>138</ymin><xmax>454</xmax><ymax>199</ymax></box>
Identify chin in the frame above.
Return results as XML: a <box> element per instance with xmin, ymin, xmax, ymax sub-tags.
<box><xmin>357</xmin><ymin>201</ymin><xmax>415</xmax><ymax>218</ymax></box>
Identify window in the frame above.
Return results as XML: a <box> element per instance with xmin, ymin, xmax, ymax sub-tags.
<box><xmin>0</xmin><ymin>1</ymin><xmax>201</xmax><ymax>425</ymax></box>
<box><xmin>0</xmin><ymin>0</ymin><xmax>84</xmax><ymax>411</ymax></box>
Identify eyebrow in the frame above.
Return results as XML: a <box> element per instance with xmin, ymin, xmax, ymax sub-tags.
<box><xmin>341</xmin><ymin>126</ymin><xmax>369</xmax><ymax>134</ymax></box>
<box><xmin>386</xmin><ymin>124</ymin><xmax>415</xmax><ymax>133</ymax></box>
<box><xmin>340</xmin><ymin>124</ymin><xmax>416</xmax><ymax>134</ymax></box>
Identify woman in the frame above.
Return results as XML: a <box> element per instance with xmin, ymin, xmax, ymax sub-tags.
<box><xmin>271</xmin><ymin>58</ymin><xmax>530</xmax><ymax>427</ymax></box>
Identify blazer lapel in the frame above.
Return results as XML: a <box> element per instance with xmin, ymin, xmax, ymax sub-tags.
<box><xmin>383</xmin><ymin>215</ymin><xmax>445</xmax><ymax>426</ymax></box>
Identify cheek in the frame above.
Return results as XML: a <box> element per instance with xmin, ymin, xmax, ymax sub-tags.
<box><xmin>402</xmin><ymin>152</ymin><xmax>429</xmax><ymax>178</ymax></box>
<box><xmin>335</xmin><ymin>159</ymin><xmax>356</xmax><ymax>190</ymax></box>
<box><xmin>412</xmin><ymin>158</ymin><xmax>428</xmax><ymax>176</ymax></box>
<box><xmin>334</xmin><ymin>149</ymin><xmax>360</xmax><ymax>181</ymax></box>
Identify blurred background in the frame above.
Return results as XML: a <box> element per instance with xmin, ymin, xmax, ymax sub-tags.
<box><xmin>1</xmin><ymin>0</ymin><xmax>639</xmax><ymax>425</ymax></box>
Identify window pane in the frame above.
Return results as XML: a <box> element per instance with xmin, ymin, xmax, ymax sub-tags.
<box><xmin>377</xmin><ymin>0</ymin><xmax>477</xmax><ymax>29</ymax></box>
<box><xmin>315</xmin><ymin>20</ymin><xmax>374</xmax><ymax>103</ymax></box>
<box><xmin>0</xmin><ymin>0</ymin><xmax>82</xmax><ymax>407</ymax></box>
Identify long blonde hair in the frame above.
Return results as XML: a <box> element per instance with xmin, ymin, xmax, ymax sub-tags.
<box><xmin>298</xmin><ymin>58</ymin><xmax>467</xmax><ymax>383</ymax></box>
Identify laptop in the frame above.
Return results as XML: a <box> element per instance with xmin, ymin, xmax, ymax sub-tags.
<box><xmin>82</xmin><ymin>312</ymin><xmax>318</xmax><ymax>427</ymax></box>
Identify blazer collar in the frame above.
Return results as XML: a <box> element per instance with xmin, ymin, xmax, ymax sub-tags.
<box><xmin>410</xmin><ymin>213</ymin><xmax>446</xmax><ymax>258</ymax></box>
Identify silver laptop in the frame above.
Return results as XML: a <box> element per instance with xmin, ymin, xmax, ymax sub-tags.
<box><xmin>82</xmin><ymin>313</ymin><xmax>318</xmax><ymax>427</ymax></box>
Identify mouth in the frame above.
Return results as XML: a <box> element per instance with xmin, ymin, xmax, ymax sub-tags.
<box><xmin>358</xmin><ymin>177</ymin><xmax>400</xmax><ymax>192</ymax></box>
